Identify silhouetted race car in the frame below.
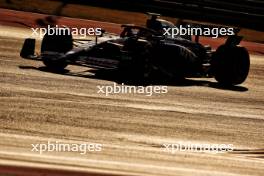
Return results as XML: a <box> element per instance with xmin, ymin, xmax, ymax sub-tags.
<box><xmin>20</xmin><ymin>14</ymin><xmax>250</xmax><ymax>85</ymax></box>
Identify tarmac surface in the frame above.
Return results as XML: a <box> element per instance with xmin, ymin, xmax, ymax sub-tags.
<box><xmin>0</xmin><ymin>8</ymin><xmax>263</xmax><ymax>176</ymax></box>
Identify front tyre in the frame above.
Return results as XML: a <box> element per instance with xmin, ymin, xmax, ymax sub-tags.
<box><xmin>41</xmin><ymin>29</ymin><xmax>73</xmax><ymax>71</ymax></box>
<box><xmin>212</xmin><ymin>45</ymin><xmax>250</xmax><ymax>85</ymax></box>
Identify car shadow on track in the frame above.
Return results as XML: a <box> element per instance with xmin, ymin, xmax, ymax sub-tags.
<box><xmin>19</xmin><ymin>65</ymin><xmax>248</xmax><ymax>92</ymax></box>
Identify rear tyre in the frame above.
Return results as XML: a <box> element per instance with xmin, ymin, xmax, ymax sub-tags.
<box><xmin>41</xmin><ymin>29</ymin><xmax>73</xmax><ymax>71</ymax></box>
<box><xmin>212</xmin><ymin>45</ymin><xmax>250</xmax><ymax>85</ymax></box>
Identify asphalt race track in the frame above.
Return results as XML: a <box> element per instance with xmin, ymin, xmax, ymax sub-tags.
<box><xmin>0</xmin><ymin>9</ymin><xmax>264</xmax><ymax>176</ymax></box>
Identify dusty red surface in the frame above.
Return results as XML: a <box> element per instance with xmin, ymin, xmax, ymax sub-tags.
<box><xmin>0</xmin><ymin>165</ymin><xmax>124</xmax><ymax>176</ymax></box>
<box><xmin>0</xmin><ymin>8</ymin><xmax>121</xmax><ymax>33</ymax></box>
<box><xmin>0</xmin><ymin>8</ymin><xmax>263</xmax><ymax>55</ymax></box>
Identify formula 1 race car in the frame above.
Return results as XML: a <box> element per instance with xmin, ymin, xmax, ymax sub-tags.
<box><xmin>20</xmin><ymin>14</ymin><xmax>250</xmax><ymax>85</ymax></box>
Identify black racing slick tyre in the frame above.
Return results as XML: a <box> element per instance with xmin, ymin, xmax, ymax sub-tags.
<box><xmin>41</xmin><ymin>29</ymin><xmax>73</xmax><ymax>71</ymax></box>
<box><xmin>212</xmin><ymin>45</ymin><xmax>250</xmax><ymax>86</ymax></box>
